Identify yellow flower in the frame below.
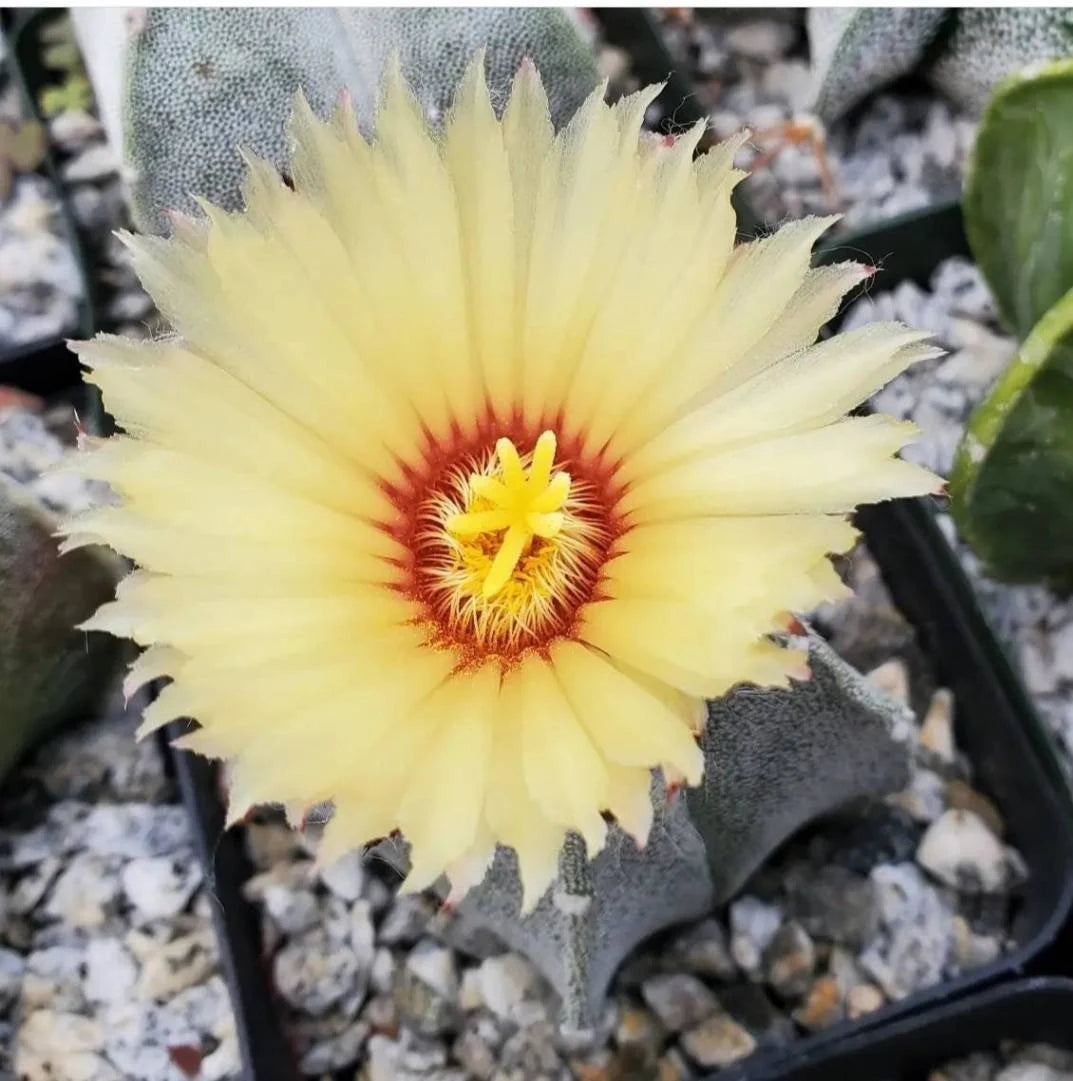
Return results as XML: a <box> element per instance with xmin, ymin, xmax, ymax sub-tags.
<box><xmin>63</xmin><ymin>59</ymin><xmax>940</xmax><ymax>911</ymax></box>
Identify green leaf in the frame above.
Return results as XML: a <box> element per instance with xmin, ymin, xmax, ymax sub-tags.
<box><xmin>951</xmin><ymin>285</ymin><xmax>1073</xmax><ymax>586</ymax></box>
<box><xmin>964</xmin><ymin>58</ymin><xmax>1073</xmax><ymax>338</ymax></box>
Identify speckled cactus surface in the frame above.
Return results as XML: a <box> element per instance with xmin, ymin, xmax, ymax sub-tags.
<box><xmin>390</xmin><ymin>631</ymin><xmax>913</xmax><ymax>1028</ymax></box>
<box><xmin>808</xmin><ymin>7</ymin><xmax>1073</xmax><ymax>122</ymax></box>
<box><xmin>72</xmin><ymin>6</ymin><xmax>599</xmax><ymax>232</ymax></box>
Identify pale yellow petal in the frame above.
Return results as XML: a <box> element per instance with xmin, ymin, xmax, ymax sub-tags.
<box><xmin>620</xmin><ymin>415</ymin><xmax>941</xmax><ymax>522</ymax></box>
<box><xmin>484</xmin><ymin>668</ymin><xmax>565</xmax><ymax>912</ymax></box>
<box><xmin>550</xmin><ymin>639</ymin><xmax>703</xmax><ymax>784</ymax></box>
<box><xmin>608</xmin><ymin>215</ymin><xmax>840</xmax><ymax>454</ymax></box>
<box><xmin>398</xmin><ymin>665</ymin><xmax>498</xmax><ymax>891</ymax></box>
<box><xmin>604</xmin><ymin>765</ymin><xmax>655</xmax><ymax>847</ymax></box>
<box><xmin>443</xmin><ymin>53</ymin><xmax>517</xmax><ymax>421</ymax></box>
<box><xmin>509</xmin><ymin>653</ymin><xmax>608</xmax><ymax>853</ymax></box>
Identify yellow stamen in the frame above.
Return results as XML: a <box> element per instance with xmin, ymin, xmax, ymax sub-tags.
<box><xmin>446</xmin><ymin>431</ymin><xmax>573</xmax><ymax>599</ymax></box>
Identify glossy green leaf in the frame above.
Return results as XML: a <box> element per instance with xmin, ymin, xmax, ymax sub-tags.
<box><xmin>951</xmin><ymin>285</ymin><xmax>1073</xmax><ymax>586</ymax></box>
<box><xmin>964</xmin><ymin>58</ymin><xmax>1073</xmax><ymax>338</ymax></box>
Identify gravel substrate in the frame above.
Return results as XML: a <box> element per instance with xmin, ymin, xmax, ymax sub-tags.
<box><xmin>0</xmin><ymin>690</ymin><xmax>241</xmax><ymax>1081</ymax></box>
<box><xmin>0</xmin><ymin>17</ymin><xmax>156</xmax><ymax>364</ymax></box>
<box><xmin>934</xmin><ymin>1042</ymin><xmax>1073</xmax><ymax>1081</ymax></box>
<box><xmin>0</xmin><ymin>403</ymin><xmax>240</xmax><ymax>1081</ymax></box>
<box><xmin>226</xmin><ymin>543</ymin><xmax>1025</xmax><ymax>1080</ymax></box>
<box><xmin>844</xmin><ymin>257</ymin><xmax>1073</xmax><ymax>777</ymax></box>
<box><xmin>0</xmin><ymin>32</ymin><xmax>84</xmax><ymax>352</ymax></box>
<box><xmin>622</xmin><ymin>10</ymin><xmax>976</xmax><ymax>230</ymax></box>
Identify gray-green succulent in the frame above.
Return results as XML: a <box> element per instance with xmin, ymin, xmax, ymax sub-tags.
<box><xmin>1</xmin><ymin>473</ymin><xmax>122</xmax><ymax>779</ymax></box>
<box><xmin>808</xmin><ymin>8</ymin><xmax>1073</xmax><ymax>121</ymax></box>
<box><xmin>387</xmin><ymin>631</ymin><xmax>912</xmax><ymax>1028</ymax></box>
<box><xmin>71</xmin><ymin>7</ymin><xmax>599</xmax><ymax>233</ymax></box>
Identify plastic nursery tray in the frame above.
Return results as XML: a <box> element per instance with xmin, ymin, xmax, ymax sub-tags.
<box><xmin>723</xmin><ymin>977</ymin><xmax>1073</xmax><ymax>1081</ymax></box>
<box><xmin>0</xmin><ymin>8</ymin><xmax>94</xmax><ymax>396</ymax></box>
<box><xmin>712</xmin><ymin>202</ymin><xmax>1073</xmax><ymax>1081</ymax></box>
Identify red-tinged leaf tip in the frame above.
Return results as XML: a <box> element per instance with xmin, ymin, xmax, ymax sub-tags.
<box><xmin>665</xmin><ymin>781</ymin><xmax>682</xmax><ymax>805</ymax></box>
<box><xmin>786</xmin><ymin>616</ymin><xmax>807</xmax><ymax>637</ymax></box>
<box><xmin>167</xmin><ymin>1044</ymin><xmax>203</xmax><ymax>1078</ymax></box>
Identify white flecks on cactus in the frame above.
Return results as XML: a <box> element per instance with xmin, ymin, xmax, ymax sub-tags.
<box><xmin>807</xmin><ymin>7</ymin><xmax>1073</xmax><ymax>121</ymax></box>
<box><xmin>71</xmin><ymin>6</ymin><xmax>599</xmax><ymax>232</ymax></box>
<box><xmin>375</xmin><ymin>631</ymin><xmax>913</xmax><ymax>1028</ymax></box>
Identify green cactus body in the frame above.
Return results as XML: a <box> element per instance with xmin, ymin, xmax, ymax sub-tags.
<box><xmin>73</xmin><ymin>7</ymin><xmax>599</xmax><ymax>233</ymax></box>
<box><xmin>411</xmin><ymin>632</ymin><xmax>911</xmax><ymax>1028</ymax></box>
<box><xmin>0</xmin><ymin>476</ymin><xmax>122</xmax><ymax>778</ymax></box>
<box><xmin>807</xmin><ymin>7</ymin><xmax>1073</xmax><ymax>122</ymax></box>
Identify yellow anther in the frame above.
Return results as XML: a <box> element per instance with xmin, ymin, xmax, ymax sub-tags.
<box><xmin>445</xmin><ymin>431</ymin><xmax>572</xmax><ymax>599</ymax></box>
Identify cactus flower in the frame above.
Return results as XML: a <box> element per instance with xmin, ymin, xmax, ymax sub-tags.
<box><xmin>62</xmin><ymin>59</ymin><xmax>940</xmax><ymax>909</ymax></box>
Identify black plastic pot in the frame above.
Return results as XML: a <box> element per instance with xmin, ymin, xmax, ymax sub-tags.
<box><xmin>1</xmin><ymin>9</ymin><xmax>94</xmax><ymax>396</ymax></box>
<box><xmin>725</xmin><ymin>977</ymin><xmax>1073</xmax><ymax>1081</ymax></box>
<box><xmin>709</xmin><ymin>203</ymin><xmax>1073</xmax><ymax>1081</ymax></box>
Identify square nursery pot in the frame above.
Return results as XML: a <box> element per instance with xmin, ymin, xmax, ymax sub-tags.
<box><xmin>720</xmin><ymin>976</ymin><xmax>1073</xmax><ymax>1081</ymax></box>
<box><xmin>1</xmin><ymin>8</ymin><xmax>94</xmax><ymax>399</ymax></box>
<box><xmin>164</xmin><ymin>444</ymin><xmax>1073</xmax><ymax>1081</ymax></box>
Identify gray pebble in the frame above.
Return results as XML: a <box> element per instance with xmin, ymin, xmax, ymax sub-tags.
<box><xmin>859</xmin><ymin>863</ymin><xmax>955</xmax><ymax>1000</ymax></box>
<box><xmin>729</xmin><ymin>896</ymin><xmax>783</xmax><ymax>977</ymax></box>
<box><xmin>917</xmin><ymin>810</ymin><xmax>1023</xmax><ymax>894</ymax></box>
<box><xmin>763</xmin><ymin>921</ymin><xmax>816</xmax><ymax>999</ymax></box>
<box><xmin>274</xmin><ymin>926</ymin><xmax>367</xmax><ymax>1017</ymax></box>
<box><xmin>641</xmin><ymin>973</ymin><xmax>719</xmax><ymax>1032</ymax></box>
<box><xmin>681</xmin><ymin>1010</ymin><xmax>757</xmax><ymax>1068</ymax></box>
<box><xmin>61</xmin><ymin>143</ymin><xmax>119</xmax><ymax>183</ymax></box>
<box><xmin>121</xmin><ymin>854</ymin><xmax>203</xmax><ymax>920</ymax></box>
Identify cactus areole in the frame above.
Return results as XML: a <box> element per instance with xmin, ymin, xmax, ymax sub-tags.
<box><xmin>62</xmin><ymin>57</ymin><xmax>940</xmax><ymax>920</ymax></box>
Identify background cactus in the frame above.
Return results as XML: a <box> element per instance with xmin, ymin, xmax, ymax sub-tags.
<box><xmin>807</xmin><ymin>8</ymin><xmax>1073</xmax><ymax>122</ymax></box>
<box><xmin>387</xmin><ymin>631</ymin><xmax>912</xmax><ymax>1028</ymax></box>
<box><xmin>951</xmin><ymin>59</ymin><xmax>1073</xmax><ymax>587</ymax></box>
<box><xmin>0</xmin><ymin>460</ymin><xmax>122</xmax><ymax>780</ymax></box>
<box><xmin>71</xmin><ymin>7</ymin><xmax>599</xmax><ymax>233</ymax></box>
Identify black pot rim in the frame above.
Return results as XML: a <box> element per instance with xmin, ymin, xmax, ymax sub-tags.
<box><xmin>723</xmin><ymin>976</ymin><xmax>1073</xmax><ymax>1081</ymax></box>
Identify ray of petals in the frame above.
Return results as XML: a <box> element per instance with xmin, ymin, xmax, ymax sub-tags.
<box><xmin>507</xmin><ymin>653</ymin><xmax>609</xmax><ymax>856</ymax></box>
<box><xmin>398</xmin><ymin>664</ymin><xmax>498</xmax><ymax>891</ymax></box>
<box><xmin>605</xmin><ymin>215</ymin><xmax>841</xmax><ymax>456</ymax></box>
<box><xmin>620</xmin><ymin>415</ymin><xmax>941</xmax><ymax>522</ymax></box>
<box><xmin>579</xmin><ymin>597</ymin><xmax>807</xmax><ymax>699</ymax></box>
<box><xmin>550</xmin><ymin>639</ymin><xmax>703</xmax><ymax>783</ymax></box>
<box><xmin>603</xmin><ymin>516</ymin><xmax>858</xmax><ymax>612</ymax></box>
<box><xmin>623</xmin><ymin>323</ymin><xmax>939</xmax><ymax>479</ymax></box>
<box><xmin>485</xmin><ymin>668</ymin><xmax>566</xmax><ymax>912</ymax></box>
<box><xmin>443</xmin><ymin>54</ymin><xmax>517</xmax><ymax>422</ymax></box>
<box><xmin>563</xmin><ymin>136</ymin><xmax>744</xmax><ymax>454</ymax></box>
<box><xmin>74</xmin><ymin>336</ymin><xmax>403</xmax><ymax>516</ymax></box>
